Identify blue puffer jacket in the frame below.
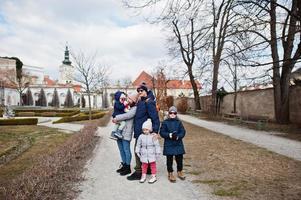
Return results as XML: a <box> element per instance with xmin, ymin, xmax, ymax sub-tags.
<box><xmin>112</xmin><ymin>91</ymin><xmax>125</xmax><ymax>118</ymax></box>
<box><xmin>133</xmin><ymin>94</ymin><xmax>160</xmax><ymax>139</ymax></box>
<box><xmin>159</xmin><ymin>117</ymin><xmax>186</xmax><ymax>156</ymax></box>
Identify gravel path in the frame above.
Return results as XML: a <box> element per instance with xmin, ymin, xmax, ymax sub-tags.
<box><xmin>38</xmin><ymin>117</ymin><xmax>84</xmax><ymax>132</ymax></box>
<box><xmin>178</xmin><ymin>114</ymin><xmax>301</xmax><ymax>161</ymax></box>
<box><xmin>77</xmin><ymin>122</ymin><xmax>220</xmax><ymax>200</ymax></box>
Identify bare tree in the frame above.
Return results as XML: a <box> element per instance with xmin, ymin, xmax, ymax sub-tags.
<box><xmin>3</xmin><ymin>69</ymin><xmax>31</xmax><ymax>106</ymax></box>
<box><xmin>238</xmin><ymin>0</ymin><xmax>301</xmax><ymax>124</ymax></box>
<box><xmin>124</xmin><ymin>0</ymin><xmax>203</xmax><ymax>110</ymax></box>
<box><xmin>151</xmin><ymin>63</ymin><xmax>171</xmax><ymax>110</ymax></box>
<box><xmin>171</xmin><ymin>18</ymin><xmax>202</xmax><ymax>109</ymax></box>
<box><xmin>71</xmin><ymin>51</ymin><xmax>108</xmax><ymax>120</ymax></box>
<box><xmin>121</xmin><ymin>77</ymin><xmax>133</xmax><ymax>94</ymax></box>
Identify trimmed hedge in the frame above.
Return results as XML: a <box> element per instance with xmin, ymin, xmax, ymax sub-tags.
<box><xmin>0</xmin><ymin>118</ymin><xmax>38</xmax><ymax>125</ymax></box>
<box><xmin>81</xmin><ymin>110</ymin><xmax>104</xmax><ymax>115</ymax></box>
<box><xmin>15</xmin><ymin>110</ymin><xmax>80</xmax><ymax>117</ymax></box>
<box><xmin>40</xmin><ymin>112</ymin><xmax>57</xmax><ymax>117</ymax></box>
<box><xmin>56</xmin><ymin>110</ymin><xmax>80</xmax><ymax>117</ymax></box>
<box><xmin>53</xmin><ymin>112</ymin><xmax>106</xmax><ymax>124</ymax></box>
<box><xmin>17</xmin><ymin>112</ymin><xmax>36</xmax><ymax>117</ymax></box>
<box><xmin>14</xmin><ymin>109</ymin><xmax>79</xmax><ymax>114</ymax></box>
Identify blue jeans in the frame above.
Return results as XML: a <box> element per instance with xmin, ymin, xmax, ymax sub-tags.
<box><xmin>116</xmin><ymin>139</ymin><xmax>132</xmax><ymax>165</ymax></box>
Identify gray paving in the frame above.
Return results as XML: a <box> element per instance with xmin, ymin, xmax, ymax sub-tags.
<box><xmin>77</xmin><ymin>122</ymin><xmax>220</xmax><ymax>200</ymax></box>
<box><xmin>178</xmin><ymin>114</ymin><xmax>301</xmax><ymax>161</ymax></box>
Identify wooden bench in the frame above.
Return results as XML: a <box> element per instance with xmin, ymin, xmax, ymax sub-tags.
<box><xmin>222</xmin><ymin>113</ymin><xmax>243</xmax><ymax>123</ymax></box>
<box><xmin>242</xmin><ymin>115</ymin><xmax>270</xmax><ymax>130</ymax></box>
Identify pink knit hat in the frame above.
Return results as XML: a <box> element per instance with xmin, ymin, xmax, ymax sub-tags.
<box><xmin>127</xmin><ymin>92</ymin><xmax>139</xmax><ymax>103</ymax></box>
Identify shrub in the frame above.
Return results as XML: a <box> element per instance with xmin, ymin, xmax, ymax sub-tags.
<box><xmin>36</xmin><ymin>88</ymin><xmax>47</xmax><ymax>107</ymax></box>
<box><xmin>176</xmin><ymin>97</ymin><xmax>188</xmax><ymax>113</ymax></box>
<box><xmin>56</xmin><ymin>110</ymin><xmax>80</xmax><ymax>117</ymax></box>
<box><xmin>14</xmin><ymin>110</ymin><xmax>80</xmax><ymax>117</ymax></box>
<box><xmin>64</xmin><ymin>89</ymin><xmax>74</xmax><ymax>108</ymax></box>
<box><xmin>51</xmin><ymin>88</ymin><xmax>60</xmax><ymax>108</ymax></box>
<box><xmin>24</xmin><ymin>88</ymin><xmax>34</xmax><ymax>106</ymax></box>
<box><xmin>0</xmin><ymin>118</ymin><xmax>38</xmax><ymax>125</ymax></box>
<box><xmin>165</xmin><ymin>96</ymin><xmax>174</xmax><ymax>109</ymax></box>
<box><xmin>40</xmin><ymin>112</ymin><xmax>57</xmax><ymax>117</ymax></box>
<box><xmin>17</xmin><ymin>112</ymin><xmax>35</xmax><ymax>117</ymax></box>
<box><xmin>14</xmin><ymin>109</ymin><xmax>79</xmax><ymax>114</ymax></box>
<box><xmin>53</xmin><ymin>112</ymin><xmax>106</xmax><ymax>123</ymax></box>
<box><xmin>81</xmin><ymin>110</ymin><xmax>103</xmax><ymax>115</ymax></box>
<box><xmin>3</xmin><ymin>122</ymin><xmax>99</xmax><ymax>199</ymax></box>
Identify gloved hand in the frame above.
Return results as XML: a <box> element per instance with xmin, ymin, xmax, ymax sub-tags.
<box><xmin>171</xmin><ymin>133</ymin><xmax>178</xmax><ymax>140</ymax></box>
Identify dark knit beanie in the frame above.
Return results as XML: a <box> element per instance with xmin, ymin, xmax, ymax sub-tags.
<box><xmin>137</xmin><ymin>82</ymin><xmax>148</xmax><ymax>92</ymax></box>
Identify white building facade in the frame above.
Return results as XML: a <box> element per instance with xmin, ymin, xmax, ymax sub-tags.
<box><xmin>0</xmin><ymin>46</ymin><xmax>103</xmax><ymax>109</ymax></box>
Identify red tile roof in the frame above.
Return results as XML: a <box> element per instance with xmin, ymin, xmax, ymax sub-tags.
<box><xmin>44</xmin><ymin>76</ymin><xmax>55</xmax><ymax>86</ymax></box>
<box><xmin>132</xmin><ymin>71</ymin><xmax>154</xmax><ymax>89</ymax></box>
<box><xmin>132</xmin><ymin>71</ymin><xmax>201</xmax><ymax>90</ymax></box>
<box><xmin>73</xmin><ymin>84</ymin><xmax>82</xmax><ymax>92</ymax></box>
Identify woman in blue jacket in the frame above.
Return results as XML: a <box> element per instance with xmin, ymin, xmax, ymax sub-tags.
<box><xmin>159</xmin><ymin>106</ymin><xmax>186</xmax><ymax>183</ymax></box>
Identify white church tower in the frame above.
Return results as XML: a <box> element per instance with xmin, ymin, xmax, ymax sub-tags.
<box><xmin>59</xmin><ymin>45</ymin><xmax>74</xmax><ymax>84</ymax></box>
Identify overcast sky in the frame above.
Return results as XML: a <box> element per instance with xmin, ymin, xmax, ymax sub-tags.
<box><xmin>0</xmin><ymin>0</ymin><xmax>168</xmax><ymax>82</ymax></box>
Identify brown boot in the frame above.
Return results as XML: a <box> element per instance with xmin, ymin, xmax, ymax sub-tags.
<box><xmin>168</xmin><ymin>172</ymin><xmax>176</xmax><ymax>183</ymax></box>
<box><xmin>177</xmin><ymin>171</ymin><xmax>186</xmax><ymax>180</ymax></box>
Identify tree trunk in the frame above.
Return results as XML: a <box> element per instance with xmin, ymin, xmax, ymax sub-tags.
<box><xmin>187</xmin><ymin>64</ymin><xmax>201</xmax><ymax>110</ymax></box>
<box><xmin>211</xmin><ymin>58</ymin><xmax>219</xmax><ymax>114</ymax></box>
<box><xmin>87</xmin><ymin>90</ymin><xmax>92</xmax><ymax>120</ymax></box>
<box><xmin>19</xmin><ymin>92</ymin><xmax>23</xmax><ymax>106</ymax></box>
<box><xmin>270</xmin><ymin>0</ymin><xmax>290</xmax><ymax>124</ymax></box>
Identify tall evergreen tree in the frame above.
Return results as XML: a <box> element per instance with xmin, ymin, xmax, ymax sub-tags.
<box><xmin>64</xmin><ymin>89</ymin><xmax>74</xmax><ymax>107</ymax></box>
<box><xmin>37</xmin><ymin>88</ymin><xmax>47</xmax><ymax>106</ymax></box>
<box><xmin>26</xmin><ymin>88</ymin><xmax>33</xmax><ymax>106</ymax></box>
<box><xmin>51</xmin><ymin>88</ymin><xmax>60</xmax><ymax>107</ymax></box>
<box><xmin>81</xmin><ymin>95</ymin><xmax>86</xmax><ymax>108</ymax></box>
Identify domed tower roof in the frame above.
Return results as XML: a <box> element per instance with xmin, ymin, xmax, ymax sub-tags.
<box><xmin>62</xmin><ymin>45</ymin><xmax>72</xmax><ymax>65</ymax></box>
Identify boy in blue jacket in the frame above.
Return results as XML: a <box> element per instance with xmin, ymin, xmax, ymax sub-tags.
<box><xmin>111</xmin><ymin>91</ymin><xmax>129</xmax><ymax>139</ymax></box>
<box><xmin>159</xmin><ymin>106</ymin><xmax>186</xmax><ymax>183</ymax></box>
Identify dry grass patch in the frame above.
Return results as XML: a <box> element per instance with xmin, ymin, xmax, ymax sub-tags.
<box><xmin>0</xmin><ymin>125</ymin><xmax>70</xmax><ymax>183</ymax></box>
<box><xmin>1</xmin><ymin>122</ymin><xmax>100</xmax><ymax>199</ymax></box>
<box><xmin>184</xmin><ymin>122</ymin><xmax>301</xmax><ymax>200</ymax></box>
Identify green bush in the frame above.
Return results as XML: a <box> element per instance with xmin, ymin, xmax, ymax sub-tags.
<box><xmin>53</xmin><ymin>112</ymin><xmax>106</xmax><ymax>124</ymax></box>
<box><xmin>56</xmin><ymin>110</ymin><xmax>80</xmax><ymax>117</ymax></box>
<box><xmin>81</xmin><ymin>110</ymin><xmax>103</xmax><ymax>115</ymax></box>
<box><xmin>14</xmin><ymin>109</ymin><xmax>79</xmax><ymax>114</ymax></box>
<box><xmin>14</xmin><ymin>110</ymin><xmax>80</xmax><ymax>117</ymax></box>
<box><xmin>17</xmin><ymin>112</ymin><xmax>36</xmax><ymax>117</ymax></box>
<box><xmin>40</xmin><ymin>112</ymin><xmax>57</xmax><ymax>117</ymax></box>
<box><xmin>0</xmin><ymin>118</ymin><xmax>38</xmax><ymax>126</ymax></box>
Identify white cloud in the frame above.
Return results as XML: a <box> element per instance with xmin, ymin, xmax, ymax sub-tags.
<box><xmin>0</xmin><ymin>0</ymin><xmax>168</xmax><ymax>81</ymax></box>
